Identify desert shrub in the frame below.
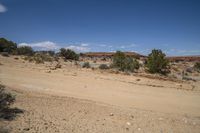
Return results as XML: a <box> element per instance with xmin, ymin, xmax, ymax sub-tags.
<box><xmin>17</xmin><ymin>46</ymin><xmax>34</xmax><ymax>56</ymax></box>
<box><xmin>0</xmin><ymin>84</ymin><xmax>15</xmax><ymax>111</ymax></box>
<box><xmin>146</xmin><ymin>49</ymin><xmax>169</xmax><ymax>74</ymax></box>
<box><xmin>123</xmin><ymin>57</ymin><xmax>140</xmax><ymax>72</ymax></box>
<box><xmin>0</xmin><ymin>84</ymin><xmax>23</xmax><ymax>120</ymax></box>
<box><xmin>82</xmin><ymin>62</ymin><xmax>90</xmax><ymax>68</ymax></box>
<box><xmin>23</xmin><ymin>53</ymin><xmax>54</xmax><ymax>64</ymax></box>
<box><xmin>112</xmin><ymin>51</ymin><xmax>139</xmax><ymax>72</ymax></box>
<box><xmin>194</xmin><ymin>62</ymin><xmax>200</xmax><ymax>72</ymax></box>
<box><xmin>36</xmin><ymin>53</ymin><xmax>53</xmax><ymax>62</ymax></box>
<box><xmin>112</xmin><ymin>51</ymin><xmax>126</xmax><ymax>69</ymax></box>
<box><xmin>99</xmin><ymin>64</ymin><xmax>109</xmax><ymax>69</ymax></box>
<box><xmin>60</xmin><ymin>48</ymin><xmax>79</xmax><ymax>60</ymax></box>
<box><xmin>0</xmin><ymin>38</ymin><xmax>17</xmax><ymax>54</ymax></box>
<box><xmin>34</xmin><ymin>57</ymin><xmax>44</xmax><ymax>64</ymax></box>
<box><xmin>35</xmin><ymin>51</ymin><xmax>55</xmax><ymax>56</ymax></box>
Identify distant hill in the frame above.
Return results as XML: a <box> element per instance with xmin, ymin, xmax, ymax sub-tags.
<box><xmin>82</xmin><ymin>52</ymin><xmax>145</xmax><ymax>59</ymax></box>
<box><xmin>166</xmin><ymin>56</ymin><xmax>200</xmax><ymax>62</ymax></box>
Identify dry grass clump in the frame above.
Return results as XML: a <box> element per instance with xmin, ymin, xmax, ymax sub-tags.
<box><xmin>23</xmin><ymin>53</ymin><xmax>55</xmax><ymax>64</ymax></box>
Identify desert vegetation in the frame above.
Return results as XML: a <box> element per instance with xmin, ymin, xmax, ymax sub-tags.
<box><xmin>112</xmin><ymin>51</ymin><xmax>139</xmax><ymax>72</ymax></box>
<box><xmin>146</xmin><ymin>49</ymin><xmax>169</xmax><ymax>74</ymax></box>
<box><xmin>23</xmin><ymin>52</ymin><xmax>55</xmax><ymax>64</ymax></box>
<box><xmin>194</xmin><ymin>62</ymin><xmax>200</xmax><ymax>72</ymax></box>
<box><xmin>16</xmin><ymin>46</ymin><xmax>34</xmax><ymax>56</ymax></box>
<box><xmin>60</xmin><ymin>48</ymin><xmax>79</xmax><ymax>61</ymax></box>
<box><xmin>0</xmin><ymin>38</ymin><xmax>17</xmax><ymax>54</ymax></box>
<box><xmin>0</xmin><ymin>84</ymin><xmax>23</xmax><ymax>121</ymax></box>
<box><xmin>1</xmin><ymin>37</ymin><xmax>200</xmax><ymax>80</ymax></box>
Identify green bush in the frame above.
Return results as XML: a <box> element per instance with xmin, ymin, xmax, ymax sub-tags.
<box><xmin>60</xmin><ymin>48</ymin><xmax>79</xmax><ymax>60</ymax></box>
<box><xmin>0</xmin><ymin>38</ymin><xmax>17</xmax><ymax>54</ymax></box>
<box><xmin>99</xmin><ymin>64</ymin><xmax>109</xmax><ymax>69</ymax></box>
<box><xmin>146</xmin><ymin>49</ymin><xmax>169</xmax><ymax>74</ymax></box>
<box><xmin>194</xmin><ymin>62</ymin><xmax>200</xmax><ymax>72</ymax></box>
<box><xmin>82</xmin><ymin>62</ymin><xmax>90</xmax><ymax>68</ymax></box>
<box><xmin>112</xmin><ymin>51</ymin><xmax>139</xmax><ymax>72</ymax></box>
<box><xmin>123</xmin><ymin>57</ymin><xmax>140</xmax><ymax>72</ymax></box>
<box><xmin>17</xmin><ymin>46</ymin><xmax>34</xmax><ymax>56</ymax></box>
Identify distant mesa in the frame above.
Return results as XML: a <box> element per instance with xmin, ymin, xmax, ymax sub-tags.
<box><xmin>82</xmin><ymin>52</ymin><xmax>146</xmax><ymax>59</ymax></box>
<box><xmin>166</xmin><ymin>56</ymin><xmax>200</xmax><ymax>62</ymax></box>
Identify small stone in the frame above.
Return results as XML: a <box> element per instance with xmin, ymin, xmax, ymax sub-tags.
<box><xmin>138</xmin><ymin>128</ymin><xmax>141</xmax><ymax>131</ymax></box>
<box><xmin>109</xmin><ymin>113</ymin><xmax>114</xmax><ymax>116</ymax></box>
<box><xmin>184</xmin><ymin>120</ymin><xmax>187</xmax><ymax>123</ymax></box>
<box><xmin>193</xmin><ymin>122</ymin><xmax>196</xmax><ymax>125</ymax></box>
<box><xmin>159</xmin><ymin>117</ymin><xmax>163</xmax><ymax>121</ymax></box>
<box><xmin>136</xmin><ymin>79</ymin><xmax>141</xmax><ymax>81</ymax></box>
<box><xmin>23</xmin><ymin>128</ymin><xmax>30</xmax><ymax>131</ymax></box>
<box><xmin>126</xmin><ymin>122</ymin><xmax>131</xmax><ymax>126</ymax></box>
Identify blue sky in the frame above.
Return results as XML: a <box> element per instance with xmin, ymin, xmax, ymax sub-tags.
<box><xmin>0</xmin><ymin>0</ymin><xmax>200</xmax><ymax>55</ymax></box>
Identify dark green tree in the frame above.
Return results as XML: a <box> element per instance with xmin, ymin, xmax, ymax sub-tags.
<box><xmin>17</xmin><ymin>46</ymin><xmax>34</xmax><ymax>55</ymax></box>
<box><xmin>112</xmin><ymin>51</ymin><xmax>126</xmax><ymax>70</ymax></box>
<box><xmin>0</xmin><ymin>38</ymin><xmax>17</xmax><ymax>54</ymax></box>
<box><xmin>146</xmin><ymin>49</ymin><xmax>169</xmax><ymax>74</ymax></box>
<box><xmin>60</xmin><ymin>48</ymin><xmax>79</xmax><ymax>60</ymax></box>
<box><xmin>112</xmin><ymin>51</ymin><xmax>139</xmax><ymax>72</ymax></box>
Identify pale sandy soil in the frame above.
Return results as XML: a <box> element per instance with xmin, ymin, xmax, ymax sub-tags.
<box><xmin>0</xmin><ymin>55</ymin><xmax>200</xmax><ymax>133</ymax></box>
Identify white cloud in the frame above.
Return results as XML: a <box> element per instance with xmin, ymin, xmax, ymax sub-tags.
<box><xmin>0</xmin><ymin>3</ymin><xmax>7</xmax><ymax>13</ymax></box>
<box><xmin>120</xmin><ymin>46</ymin><xmax>125</xmax><ymax>49</ymax></box>
<box><xmin>130</xmin><ymin>43</ymin><xmax>137</xmax><ymax>47</ymax></box>
<box><xmin>80</xmin><ymin>43</ymin><xmax>89</xmax><ymax>47</ymax></box>
<box><xmin>119</xmin><ymin>43</ymin><xmax>138</xmax><ymax>49</ymax></box>
<box><xmin>65</xmin><ymin>45</ymin><xmax>90</xmax><ymax>52</ymax></box>
<box><xmin>19</xmin><ymin>41</ymin><xmax>60</xmax><ymax>51</ymax></box>
<box><xmin>18</xmin><ymin>41</ymin><xmax>91</xmax><ymax>52</ymax></box>
<box><xmin>99</xmin><ymin>44</ymin><xmax>106</xmax><ymax>47</ymax></box>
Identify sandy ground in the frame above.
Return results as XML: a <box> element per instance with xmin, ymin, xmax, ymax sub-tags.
<box><xmin>0</xmin><ymin>55</ymin><xmax>200</xmax><ymax>133</ymax></box>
